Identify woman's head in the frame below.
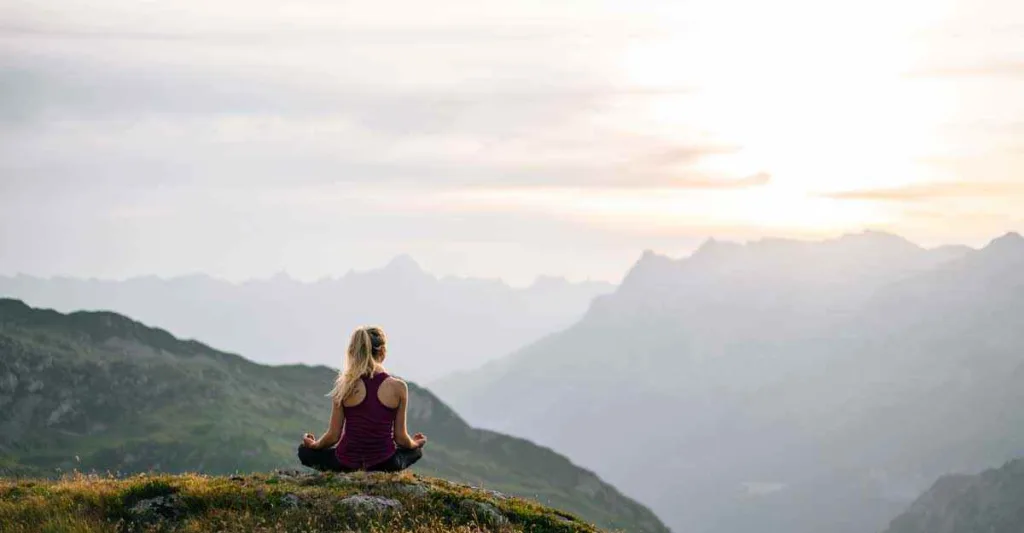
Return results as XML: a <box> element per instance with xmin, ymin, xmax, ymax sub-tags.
<box><xmin>329</xmin><ymin>326</ymin><xmax>388</xmax><ymax>403</ymax></box>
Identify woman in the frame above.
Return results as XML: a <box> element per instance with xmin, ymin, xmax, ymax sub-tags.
<box><xmin>298</xmin><ymin>326</ymin><xmax>426</xmax><ymax>472</ymax></box>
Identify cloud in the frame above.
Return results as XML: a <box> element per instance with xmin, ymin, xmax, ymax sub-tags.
<box><xmin>0</xmin><ymin>17</ymin><xmax>714</xmax><ymax>195</ymax></box>
<box><xmin>642</xmin><ymin>171</ymin><xmax>772</xmax><ymax>189</ymax></box>
<box><xmin>907</xmin><ymin>62</ymin><xmax>1024</xmax><ymax>79</ymax></box>
<box><xmin>630</xmin><ymin>145</ymin><xmax>741</xmax><ymax>166</ymax></box>
<box><xmin>821</xmin><ymin>181</ymin><xmax>1024</xmax><ymax>202</ymax></box>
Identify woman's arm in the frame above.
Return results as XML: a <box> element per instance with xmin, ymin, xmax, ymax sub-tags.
<box><xmin>393</xmin><ymin>380</ymin><xmax>426</xmax><ymax>450</ymax></box>
<box><xmin>306</xmin><ymin>401</ymin><xmax>344</xmax><ymax>450</ymax></box>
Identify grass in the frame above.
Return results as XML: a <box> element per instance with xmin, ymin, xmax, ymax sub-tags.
<box><xmin>0</xmin><ymin>471</ymin><xmax>603</xmax><ymax>533</ymax></box>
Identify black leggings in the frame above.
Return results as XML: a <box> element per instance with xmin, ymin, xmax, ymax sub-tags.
<box><xmin>297</xmin><ymin>445</ymin><xmax>423</xmax><ymax>473</ymax></box>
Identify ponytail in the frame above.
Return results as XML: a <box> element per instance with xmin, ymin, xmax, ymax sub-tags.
<box><xmin>328</xmin><ymin>326</ymin><xmax>387</xmax><ymax>403</ymax></box>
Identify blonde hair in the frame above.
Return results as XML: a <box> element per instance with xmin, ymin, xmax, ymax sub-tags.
<box><xmin>328</xmin><ymin>326</ymin><xmax>387</xmax><ymax>404</ymax></box>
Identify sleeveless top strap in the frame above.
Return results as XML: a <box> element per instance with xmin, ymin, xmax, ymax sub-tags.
<box><xmin>363</xmin><ymin>371</ymin><xmax>389</xmax><ymax>396</ymax></box>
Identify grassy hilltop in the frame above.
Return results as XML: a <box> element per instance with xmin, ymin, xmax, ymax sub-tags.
<box><xmin>0</xmin><ymin>470</ymin><xmax>605</xmax><ymax>532</ymax></box>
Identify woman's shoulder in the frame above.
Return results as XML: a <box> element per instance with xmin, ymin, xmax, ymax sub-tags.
<box><xmin>381</xmin><ymin>375</ymin><xmax>408</xmax><ymax>393</ymax></box>
<box><xmin>382</xmin><ymin>374</ymin><xmax>407</xmax><ymax>386</ymax></box>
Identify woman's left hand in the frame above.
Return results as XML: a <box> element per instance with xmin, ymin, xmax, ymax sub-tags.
<box><xmin>302</xmin><ymin>433</ymin><xmax>317</xmax><ymax>448</ymax></box>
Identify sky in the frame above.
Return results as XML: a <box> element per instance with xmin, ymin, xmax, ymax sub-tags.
<box><xmin>2</xmin><ymin>0</ymin><xmax>1023</xmax><ymax>285</ymax></box>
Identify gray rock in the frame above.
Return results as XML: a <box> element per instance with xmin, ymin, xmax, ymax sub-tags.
<box><xmin>281</xmin><ymin>493</ymin><xmax>301</xmax><ymax>509</ymax></box>
<box><xmin>272</xmin><ymin>469</ymin><xmax>308</xmax><ymax>478</ymax></box>
<box><xmin>555</xmin><ymin>514</ymin><xmax>578</xmax><ymax>525</ymax></box>
<box><xmin>339</xmin><ymin>494</ymin><xmax>403</xmax><ymax>515</ymax></box>
<box><xmin>129</xmin><ymin>494</ymin><xmax>183</xmax><ymax>521</ymax></box>
<box><xmin>472</xmin><ymin>487</ymin><xmax>510</xmax><ymax>501</ymax></box>
<box><xmin>396</xmin><ymin>483</ymin><xmax>431</xmax><ymax>498</ymax></box>
<box><xmin>271</xmin><ymin>468</ymin><xmax>316</xmax><ymax>483</ymax></box>
<box><xmin>460</xmin><ymin>499</ymin><xmax>509</xmax><ymax>526</ymax></box>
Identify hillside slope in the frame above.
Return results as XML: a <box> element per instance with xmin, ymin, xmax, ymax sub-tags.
<box><xmin>884</xmin><ymin>459</ymin><xmax>1024</xmax><ymax>533</ymax></box>
<box><xmin>0</xmin><ymin>471</ymin><xmax>603</xmax><ymax>532</ymax></box>
<box><xmin>0</xmin><ymin>299</ymin><xmax>667</xmax><ymax>533</ymax></box>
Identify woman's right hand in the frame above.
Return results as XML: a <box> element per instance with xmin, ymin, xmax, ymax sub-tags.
<box><xmin>413</xmin><ymin>432</ymin><xmax>427</xmax><ymax>449</ymax></box>
<box><xmin>302</xmin><ymin>433</ymin><xmax>317</xmax><ymax>448</ymax></box>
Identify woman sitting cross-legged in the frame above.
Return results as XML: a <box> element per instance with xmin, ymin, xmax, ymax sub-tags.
<box><xmin>298</xmin><ymin>326</ymin><xmax>426</xmax><ymax>472</ymax></box>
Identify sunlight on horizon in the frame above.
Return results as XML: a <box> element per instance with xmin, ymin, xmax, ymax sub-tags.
<box><xmin>593</xmin><ymin>0</ymin><xmax>963</xmax><ymax>234</ymax></box>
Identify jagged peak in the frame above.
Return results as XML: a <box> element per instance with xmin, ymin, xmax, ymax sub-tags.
<box><xmin>690</xmin><ymin>237</ymin><xmax>744</xmax><ymax>258</ymax></box>
<box><xmin>616</xmin><ymin>249</ymin><xmax>679</xmax><ymax>292</ymax></box>
<box><xmin>973</xmin><ymin>231</ymin><xmax>1024</xmax><ymax>263</ymax></box>
<box><xmin>985</xmin><ymin>231</ymin><xmax>1024</xmax><ymax>250</ymax></box>
<box><xmin>635</xmin><ymin>249</ymin><xmax>674</xmax><ymax>267</ymax></box>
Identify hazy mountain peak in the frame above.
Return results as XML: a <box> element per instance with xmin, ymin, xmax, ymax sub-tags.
<box><xmin>971</xmin><ymin>232</ymin><xmax>1024</xmax><ymax>267</ymax></box>
<box><xmin>381</xmin><ymin>254</ymin><xmax>426</xmax><ymax>276</ymax></box>
<box><xmin>985</xmin><ymin>231</ymin><xmax>1024</xmax><ymax>251</ymax></box>
<box><xmin>837</xmin><ymin>229</ymin><xmax>918</xmax><ymax>248</ymax></box>
<box><xmin>266</xmin><ymin>271</ymin><xmax>296</xmax><ymax>284</ymax></box>
<box><xmin>635</xmin><ymin>249</ymin><xmax>675</xmax><ymax>268</ymax></box>
<box><xmin>0</xmin><ymin>258</ymin><xmax>611</xmax><ymax>381</ymax></box>
<box><xmin>692</xmin><ymin>237</ymin><xmax>743</xmax><ymax>257</ymax></box>
<box><xmin>617</xmin><ymin>250</ymin><xmax>679</xmax><ymax>293</ymax></box>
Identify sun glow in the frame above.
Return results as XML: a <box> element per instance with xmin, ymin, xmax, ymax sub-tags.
<box><xmin>608</xmin><ymin>0</ymin><xmax>960</xmax><ymax>232</ymax></box>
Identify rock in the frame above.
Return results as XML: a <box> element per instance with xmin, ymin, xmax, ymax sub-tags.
<box><xmin>291</xmin><ymin>471</ymin><xmax>356</xmax><ymax>486</ymax></box>
<box><xmin>472</xmin><ymin>487</ymin><xmax>509</xmax><ymax>501</ymax></box>
<box><xmin>271</xmin><ymin>469</ymin><xmax>315</xmax><ymax>483</ymax></box>
<box><xmin>339</xmin><ymin>495</ymin><xmax>403</xmax><ymax>515</ymax></box>
<box><xmin>281</xmin><ymin>493</ymin><xmax>301</xmax><ymax>509</ymax></box>
<box><xmin>129</xmin><ymin>494</ymin><xmax>184</xmax><ymax>521</ymax></box>
<box><xmin>555</xmin><ymin>514</ymin><xmax>577</xmax><ymax>525</ymax></box>
<box><xmin>395</xmin><ymin>483</ymin><xmax>431</xmax><ymax>498</ymax></box>
<box><xmin>460</xmin><ymin>499</ymin><xmax>509</xmax><ymax>526</ymax></box>
<box><xmin>272</xmin><ymin>469</ymin><xmax>308</xmax><ymax>478</ymax></box>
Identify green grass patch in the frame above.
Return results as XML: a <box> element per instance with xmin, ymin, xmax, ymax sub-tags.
<box><xmin>0</xmin><ymin>472</ymin><xmax>608</xmax><ymax>533</ymax></box>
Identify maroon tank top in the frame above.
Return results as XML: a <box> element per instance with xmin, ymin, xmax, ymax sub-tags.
<box><xmin>335</xmin><ymin>371</ymin><xmax>398</xmax><ymax>469</ymax></box>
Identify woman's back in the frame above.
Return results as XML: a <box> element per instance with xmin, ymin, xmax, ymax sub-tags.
<box><xmin>299</xmin><ymin>326</ymin><xmax>425</xmax><ymax>474</ymax></box>
<box><xmin>335</xmin><ymin>371</ymin><xmax>398</xmax><ymax>468</ymax></box>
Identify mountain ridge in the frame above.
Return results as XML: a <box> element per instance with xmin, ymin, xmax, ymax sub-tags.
<box><xmin>434</xmin><ymin>231</ymin><xmax>1024</xmax><ymax>533</ymax></box>
<box><xmin>0</xmin><ymin>257</ymin><xmax>614</xmax><ymax>381</ymax></box>
<box><xmin>884</xmin><ymin>458</ymin><xmax>1024</xmax><ymax>533</ymax></box>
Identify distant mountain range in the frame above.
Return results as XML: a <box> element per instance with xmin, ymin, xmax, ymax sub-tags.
<box><xmin>0</xmin><ymin>298</ymin><xmax>667</xmax><ymax>533</ymax></box>
<box><xmin>885</xmin><ymin>458</ymin><xmax>1024</xmax><ymax>533</ymax></box>
<box><xmin>0</xmin><ymin>256</ymin><xmax>613</xmax><ymax>382</ymax></box>
<box><xmin>433</xmin><ymin>231</ymin><xmax>1024</xmax><ymax>533</ymax></box>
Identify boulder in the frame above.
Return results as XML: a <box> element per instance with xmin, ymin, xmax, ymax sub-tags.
<box><xmin>460</xmin><ymin>499</ymin><xmax>509</xmax><ymax>526</ymax></box>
